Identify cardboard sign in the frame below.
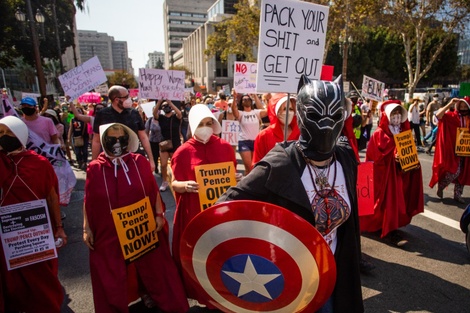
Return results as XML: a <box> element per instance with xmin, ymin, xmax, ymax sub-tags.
<box><xmin>394</xmin><ymin>130</ymin><xmax>419</xmax><ymax>171</ymax></box>
<box><xmin>94</xmin><ymin>82</ymin><xmax>109</xmax><ymax>95</ymax></box>
<box><xmin>59</xmin><ymin>56</ymin><xmax>107</xmax><ymax>100</ymax></box>
<box><xmin>111</xmin><ymin>197</ymin><xmax>158</xmax><ymax>263</ymax></box>
<box><xmin>357</xmin><ymin>162</ymin><xmax>374</xmax><ymax>216</ymax></box>
<box><xmin>460</xmin><ymin>83</ymin><xmax>470</xmax><ymax>97</ymax></box>
<box><xmin>138</xmin><ymin>69</ymin><xmax>185</xmax><ymax>101</ymax></box>
<box><xmin>0</xmin><ymin>199</ymin><xmax>57</xmax><ymax>270</ymax></box>
<box><xmin>361</xmin><ymin>75</ymin><xmax>385</xmax><ymax>101</ymax></box>
<box><xmin>221</xmin><ymin>120</ymin><xmax>242</xmax><ymax>146</ymax></box>
<box><xmin>140</xmin><ymin>101</ymin><xmax>156</xmax><ymax>119</ymax></box>
<box><xmin>194</xmin><ymin>162</ymin><xmax>237</xmax><ymax>211</ymax></box>
<box><xmin>256</xmin><ymin>0</ymin><xmax>329</xmax><ymax>93</ymax></box>
<box><xmin>455</xmin><ymin>127</ymin><xmax>470</xmax><ymax>156</ymax></box>
<box><xmin>233</xmin><ymin>62</ymin><xmax>258</xmax><ymax>94</ymax></box>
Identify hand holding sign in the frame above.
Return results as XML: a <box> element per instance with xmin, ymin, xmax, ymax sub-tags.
<box><xmin>185</xmin><ymin>181</ymin><xmax>200</xmax><ymax>193</ymax></box>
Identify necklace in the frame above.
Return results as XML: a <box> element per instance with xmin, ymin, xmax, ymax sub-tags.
<box><xmin>309</xmin><ymin>158</ymin><xmax>332</xmax><ymax>189</ymax></box>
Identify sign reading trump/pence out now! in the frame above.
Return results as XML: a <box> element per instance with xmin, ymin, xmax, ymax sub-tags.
<box><xmin>111</xmin><ymin>197</ymin><xmax>158</xmax><ymax>263</ymax></box>
<box><xmin>394</xmin><ymin>130</ymin><xmax>420</xmax><ymax>172</ymax></box>
<box><xmin>455</xmin><ymin>127</ymin><xmax>470</xmax><ymax>157</ymax></box>
<box><xmin>195</xmin><ymin>162</ymin><xmax>237</xmax><ymax>211</ymax></box>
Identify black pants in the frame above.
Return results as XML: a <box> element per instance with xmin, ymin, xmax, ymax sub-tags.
<box><xmin>410</xmin><ymin>122</ymin><xmax>422</xmax><ymax>146</ymax></box>
<box><xmin>150</xmin><ymin>141</ymin><xmax>160</xmax><ymax>174</ymax></box>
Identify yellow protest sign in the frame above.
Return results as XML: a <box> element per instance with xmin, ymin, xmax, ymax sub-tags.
<box><xmin>455</xmin><ymin>127</ymin><xmax>470</xmax><ymax>157</ymax></box>
<box><xmin>194</xmin><ymin>162</ymin><xmax>237</xmax><ymax>211</ymax></box>
<box><xmin>111</xmin><ymin>197</ymin><xmax>158</xmax><ymax>263</ymax></box>
<box><xmin>394</xmin><ymin>129</ymin><xmax>419</xmax><ymax>172</ymax></box>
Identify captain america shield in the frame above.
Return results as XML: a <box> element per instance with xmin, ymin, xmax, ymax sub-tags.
<box><xmin>180</xmin><ymin>200</ymin><xmax>336</xmax><ymax>313</ymax></box>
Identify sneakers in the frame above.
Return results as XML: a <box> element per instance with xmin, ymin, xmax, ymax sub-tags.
<box><xmin>437</xmin><ymin>188</ymin><xmax>443</xmax><ymax>199</ymax></box>
<box><xmin>387</xmin><ymin>231</ymin><xmax>408</xmax><ymax>247</ymax></box>
<box><xmin>159</xmin><ymin>181</ymin><xmax>169</xmax><ymax>192</ymax></box>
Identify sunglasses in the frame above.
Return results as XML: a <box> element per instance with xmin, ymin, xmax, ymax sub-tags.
<box><xmin>104</xmin><ymin>135</ymin><xmax>129</xmax><ymax>146</ymax></box>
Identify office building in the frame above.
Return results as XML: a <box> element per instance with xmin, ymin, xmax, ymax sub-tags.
<box><xmin>146</xmin><ymin>51</ymin><xmax>166</xmax><ymax>68</ymax></box>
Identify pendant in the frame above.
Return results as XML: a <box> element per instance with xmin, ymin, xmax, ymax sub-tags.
<box><xmin>315</xmin><ymin>175</ymin><xmax>329</xmax><ymax>189</ymax></box>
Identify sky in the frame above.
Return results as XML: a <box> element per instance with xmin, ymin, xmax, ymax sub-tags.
<box><xmin>75</xmin><ymin>0</ymin><xmax>165</xmax><ymax>76</ymax></box>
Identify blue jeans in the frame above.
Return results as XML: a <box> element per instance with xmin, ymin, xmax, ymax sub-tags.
<box><xmin>316</xmin><ymin>297</ymin><xmax>334</xmax><ymax>313</ymax></box>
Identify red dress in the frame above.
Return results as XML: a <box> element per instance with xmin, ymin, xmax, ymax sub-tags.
<box><xmin>359</xmin><ymin>114</ymin><xmax>424</xmax><ymax>237</ymax></box>
<box><xmin>85</xmin><ymin>153</ymin><xmax>188</xmax><ymax>313</ymax></box>
<box><xmin>0</xmin><ymin>150</ymin><xmax>63</xmax><ymax>313</ymax></box>
<box><xmin>170</xmin><ymin>136</ymin><xmax>236</xmax><ymax>299</ymax></box>
<box><xmin>429</xmin><ymin>111</ymin><xmax>470</xmax><ymax>187</ymax></box>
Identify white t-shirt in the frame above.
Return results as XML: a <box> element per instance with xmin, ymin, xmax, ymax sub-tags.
<box><xmin>301</xmin><ymin>161</ymin><xmax>351</xmax><ymax>254</ymax></box>
<box><xmin>238</xmin><ymin>110</ymin><xmax>262</xmax><ymax>141</ymax></box>
<box><xmin>408</xmin><ymin>105</ymin><xmax>420</xmax><ymax>124</ymax></box>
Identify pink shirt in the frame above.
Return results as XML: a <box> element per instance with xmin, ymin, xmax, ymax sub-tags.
<box><xmin>23</xmin><ymin>115</ymin><xmax>58</xmax><ymax>144</ymax></box>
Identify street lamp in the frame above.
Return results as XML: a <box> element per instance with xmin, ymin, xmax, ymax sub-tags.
<box><xmin>15</xmin><ymin>1</ymin><xmax>47</xmax><ymax>97</ymax></box>
<box><xmin>339</xmin><ymin>34</ymin><xmax>353</xmax><ymax>82</ymax></box>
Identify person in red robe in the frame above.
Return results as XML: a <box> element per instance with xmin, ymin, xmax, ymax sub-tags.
<box><xmin>252</xmin><ymin>93</ymin><xmax>300</xmax><ymax>165</ymax></box>
<box><xmin>171</xmin><ymin>104</ymin><xmax>237</xmax><ymax>306</ymax></box>
<box><xmin>360</xmin><ymin>100</ymin><xmax>424</xmax><ymax>246</ymax></box>
<box><xmin>429</xmin><ymin>97</ymin><xmax>470</xmax><ymax>203</ymax></box>
<box><xmin>0</xmin><ymin>116</ymin><xmax>67</xmax><ymax>313</ymax></box>
<box><xmin>83</xmin><ymin>123</ymin><xmax>188</xmax><ymax>313</ymax></box>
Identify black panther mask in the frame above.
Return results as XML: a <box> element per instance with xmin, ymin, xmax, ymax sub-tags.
<box><xmin>296</xmin><ymin>75</ymin><xmax>350</xmax><ymax>161</ymax></box>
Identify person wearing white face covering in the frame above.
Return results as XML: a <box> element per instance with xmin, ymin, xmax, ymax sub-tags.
<box><xmin>360</xmin><ymin>100</ymin><xmax>424</xmax><ymax>247</ymax></box>
<box><xmin>91</xmin><ymin>85</ymin><xmax>155</xmax><ymax>172</ymax></box>
<box><xmin>252</xmin><ymin>93</ymin><xmax>300</xmax><ymax>165</ymax></box>
<box><xmin>170</xmin><ymin>104</ymin><xmax>238</xmax><ymax>308</ymax></box>
<box><xmin>82</xmin><ymin>122</ymin><xmax>189</xmax><ymax>313</ymax></box>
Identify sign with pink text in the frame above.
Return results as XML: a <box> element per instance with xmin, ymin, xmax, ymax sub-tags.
<box><xmin>234</xmin><ymin>62</ymin><xmax>257</xmax><ymax>94</ymax></box>
<box><xmin>138</xmin><ymin>69</ymin><xmax>185</xmax><ymax>101</ymax></box>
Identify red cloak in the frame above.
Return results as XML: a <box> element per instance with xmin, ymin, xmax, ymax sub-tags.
<box><xmin>170</xmin><ymin>135</ymin><xmax>237</xmax><ymax>301</ymax></box>
<box><xmin>429</xmin><ymin>111</ymin><xmax>470</xmax><ymax>187</ymax></box>
<box><xmin>359</xmin><ymin>107</ymin><xmax>424</xmax><ymax>237</ymax></box>
<box><xmin>85</xmin><ymin>153</ymin><xmax>189</xmax><ymax>313</ymax></box>
<box><xmin>0</xmin><ymin>150</ymin><xmax>62</xmax><ymax>313</ymax></box>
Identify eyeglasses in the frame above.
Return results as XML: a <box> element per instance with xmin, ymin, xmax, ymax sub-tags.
<box><xmin>116</xmin><ymin>94</ymin><xmax>130</xmax><ymax>100</ymax></box>
<box><xmin>242</xmin><ymin>98</ymin><xmax>251</xmax><ymax>101</ymax></box>
<box><xmin>104</xmin><ymin>135</ymin><xmax>129</xmax><ymax>146</ymax></box>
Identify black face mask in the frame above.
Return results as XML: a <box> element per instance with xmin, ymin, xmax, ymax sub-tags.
<box><xmin>459</xmin><ymin>109</ymin><xmax>470</xmax><ymax>116</ymax></box>
<box><xmin>0</xmin><ymin>135</ymin><xmax>23</xmax><ymax>152</ymax></box>
<box><xmin>22</xmin><ymin>107</ymin><xmax>36</xmax><ymax>116</ymax></box>
<box><xmin>296</xmin><ymin>75</ymin><xmax>350</xmax><ymax>161</ymax></box>
<box><xmin>162</xmin><ymin>106</ymin><xmax>172</xmax><ymax>114</ymax></box>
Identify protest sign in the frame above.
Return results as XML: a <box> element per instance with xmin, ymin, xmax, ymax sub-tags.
<box><xmin>21</xmin><ymin>92</ymin><xmax>40</xmax><ymax>101</ymax></box>
<box><xmin>361</xmin><ymin>75</ymin><xmax>385</xmax><ymax>101</ymax></box>
<box><xmin>394</xmin><ymin>130</ymin><xmax>419</xmax><ymax>171</ymax></box>
<box><xmin>129</xmin><ymin>88</ymin><xmax>139</xmax><ymax>98</ymax></box>
<box><xmin>222</xmin><ymin>84</ymin><xmax>231</xmax><ymax>96</ymax></box>
<box><xmin>59</xmin><ymin>56</ymin><xmax>107</xmax><ymax>100</ymax></box>
<box><xmin>221</xmin><ymin>120</ymin><xmax>241</xmax><ymax>146</ymax></box>
<box><xmin>94</xmin><ymin>82</ymin><xmax>109</xmax><ymax>96</ymax></box>
<box><xmin>357</xmin><ymin>162</ymin><xmax>374</xmax><ymax>216</ymax></box>
<box><xmin>460</xmin><ymin>82</ymin><xmax>470</xmax><ymax>96</ymax></box>
<box><xmin>111</xmin><ymin>197</ymin><xmax>158</xmax><ymax>263</ymax></box>
<box><xmin>138</xmin><ymin>69</ymin><xmax>185</xmax><ymax>101</ymax></box>
<box><xmin>195</xmin><ymin>162</ymin><xmax>237</xmax><ymax>211</ymax></box>
<box><xmin>0</xmin><ymin>199</ymin><xmax>57</xmax><ymax>270</ymax></box>
<box><xmin>455</xmin><ymin>127</ymin><xmax>470</xmax><ymax>156</ymax></box>
<box><xmin>140</xmin><ymin>101</ymin><xmax>156</xmax><ymax>119</ymax></box>
<box><xmin>234</xmin><ymin>62</ymin><xmax>258</xmax><ymax>94</ymax></box>
<box><xmin>256</xmin><ymin>0</ymin><xmax>329</xmax><ymax>93</ymax></box>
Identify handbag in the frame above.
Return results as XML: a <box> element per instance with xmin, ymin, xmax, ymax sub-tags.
<box><xmin>159</xmin><ymin>116</ymin><xmax>173</xmax><ymax>152</ymax></box>
<box><xmin>73</xmin><ymin>136</ymin><xmax>84</xmax><ymax>147</ymax></box>
<box><xmin>159</xmin><ymin>140</ymin><xmax>173</xmax><ymax>152</ymax></box>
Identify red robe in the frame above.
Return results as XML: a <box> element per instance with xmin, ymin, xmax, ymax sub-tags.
<box><xmin>85</xmin><ymin>153</ymin><xmax>188</xmax><ymax>313</ymax></box>
<box><xmin>429</xmin><ymin>111</ymin><xmax>470</xmax><ymax>187</ymax></box>
<box><xmin>170</xmin><ymin>135</ymin><xmax>236</xmax><ymax>301</ymax></box>
<box><xmin>0</xmin><ymin>150</ymin><xmax>62</xmax><ymax>313</ymax></box>
<box><xmin>360</xmin><ymin>114</ymin><xmax>424</xmax><ymax>237</ymax></box>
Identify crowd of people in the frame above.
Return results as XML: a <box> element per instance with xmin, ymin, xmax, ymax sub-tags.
<box><xmin>1</xmin><ymin>79</ymin><xmax>469</xmax><ymax>312</ymax></box>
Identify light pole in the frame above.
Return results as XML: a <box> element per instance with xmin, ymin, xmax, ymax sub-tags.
<box><xmin>15</xmin><ymin>1</ymin><xmax>47</xmax><ymax>97</ymax></box>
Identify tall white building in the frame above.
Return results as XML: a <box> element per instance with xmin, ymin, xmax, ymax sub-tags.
<box><xmin>163</xmin><ymin>0</ymin><xmax>215</xmax><ymax>68</ymax></box>
<box><xmin>146</xmin><ymin>51</ymin><xmax>165</xmax><ymax>68</ymax></box>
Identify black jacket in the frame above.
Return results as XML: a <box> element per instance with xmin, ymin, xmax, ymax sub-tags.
<box><xmin>217</xmin><ymin>142</ymin><xmax>364</xmax><ymax>313</ymax></box>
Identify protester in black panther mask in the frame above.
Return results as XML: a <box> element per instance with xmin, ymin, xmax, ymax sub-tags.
<box><xmin>218</xmin><ymin>75</ymin><xmax>364</xmax><ymax>313</ymax></box>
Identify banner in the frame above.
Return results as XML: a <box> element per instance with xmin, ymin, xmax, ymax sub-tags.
<box><xmin>111</xmin><ymin>197</ymin><xmax>158</xmax><ymax>263</ymax></box>
<box><xmin>59</xmin><ymin>56</ymin><xmax>107</xmax><ymax>100</ymax></box>
<box><xmin>361</xmin><ymin>75</ymin><xmax>385</xmax><ymax>101</ymax></box>
<box><xmin>221</xmin><ymin>120</ymin><xmax>241</xmax><ymax>146</ymax></box>
<box><xmin>138</xmin><ymin>69</ymin><xmax>185</xmax><ymax>100</ymax></box>
<box><xmin>393</xmin><ymin>130</ymin><xmax>419</xmax><ymax>171</ymax></box>
<box><xmin>234</xmin><ymin>62</ymin><xmax>257</xmax><ymax>94</ymax></box>
<box><xmin>357</xmin><ymin>162</ymin><xmax>374</xmax><ymax>216</ymax></box>
<box><xmin>256</xmin><ymin>0</ymin><xmax>329</xmax><ymax>93</ymax></box>
<box><xmin>0</xmin><ymin>199</ymin><xmax>57</xmax><ymax>270</ymax></box>
<box><xmin>455</xmin><ymin>127</ymin><xmax>470</xmax><ymax>156</ymax></box>
<box><xmin>1</xmin><ymin>95</ymin><xmax>19</xmax><ymax>118</ymax></box>
<box><xmin>194</xmin><ymin>162</ymin><xmax>237</xmax><ymax>211</ymax></box>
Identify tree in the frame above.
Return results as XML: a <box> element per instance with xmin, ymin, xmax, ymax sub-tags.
<box><xmin>205</xmin><ymin>0</ymin><xmax>260</xmax><ymax>62</ymax></box>
<box><xmin>107</xmin><ymin>71</ymin><xmax>137</xmax><ymax>89</ymax></box>
<box><xmin>380</xmin><ymin>0</ymin><xmax>470</xmax><ymax>98</ymax></box>
<box><xmin>155</xmin><ymin>59</ymin><xmax>164</xmax><ymax>69</ymax></box>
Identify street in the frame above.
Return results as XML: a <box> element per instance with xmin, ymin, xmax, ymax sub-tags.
<box><xmin>57</xmin><ymin>148</ymin><xmax>470</xmax><ymax>313</ymax></box>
